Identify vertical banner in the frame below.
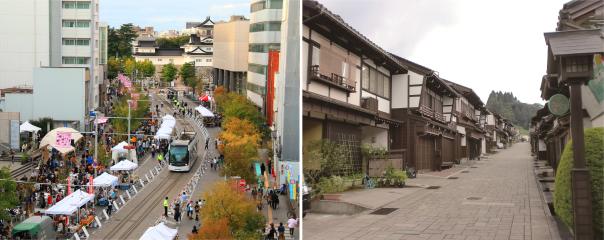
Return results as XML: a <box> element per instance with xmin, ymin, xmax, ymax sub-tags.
<box><xmin>255</xmin><ymin>163</ymin><xmax>261</xmax><ymax>176</ymax></box>
<box><xmin>266</xmin><ymin>50</ymin><xmax>280</xmax><ymax>126</ymax></box>
<box><xmin>67</xmin><ymin>176</ymin><xmax>72</xmax><ymax>195</ymax></box>
<box><xmin>289</xmin><ymin>184</ymin><xmax>294</xmax><ymax>200</ymax></box>
<box><xmin>55</xmin><ymin>132</ymin><xmax>72</xmax><ymax>148</ymax></box>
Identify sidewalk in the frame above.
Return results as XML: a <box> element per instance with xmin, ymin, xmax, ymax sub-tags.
<box><xmin>304</xmin><ymin>142</ymin><xmax>562</xmax><ymax>240</ymax></box>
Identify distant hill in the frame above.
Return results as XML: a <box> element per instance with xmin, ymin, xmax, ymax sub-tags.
<box><xmin>485</xmin><ymin>91</ymin><xmax>543</xmax><ymax>130</ymax></box>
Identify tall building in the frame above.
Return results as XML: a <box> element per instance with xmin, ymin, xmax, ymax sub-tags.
<box><xmin>212</xmin><ymin>16</ymin><xmax>250</xmax><ymax>93</ymax></box>
<box><xmin>0</xmin><ymin>0</ymin><xmax>102</xmax><ymax>129</ymax></box>
<box><xmin>247</xmin><ymin>0</ymin><xmax>283</xmax><ymax>110</ymax></box>
<box><xmin>273</xmin><ymin>0</ymin><xmax>300</xmax><ymax>185</ymax></box>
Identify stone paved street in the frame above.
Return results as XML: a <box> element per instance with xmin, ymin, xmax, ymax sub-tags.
<box><xmin>304</xmin><ymin>143</ymin><xmax>563</xmax><ymax>240</ymax></box>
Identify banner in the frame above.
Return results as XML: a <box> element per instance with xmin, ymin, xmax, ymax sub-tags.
<box><xmin>55</xmin><ymin>132</ymin><xmax>72</xmax><ymax>148</ymax></box>
<box><xmin>254</xmin><ymin>163</ymin><xmax>261</xmax><ymax>176</ymax></box>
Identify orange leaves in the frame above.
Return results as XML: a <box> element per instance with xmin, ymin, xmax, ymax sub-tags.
<box><xmin>191</xmin><ymin>218</ymin><xmax>233</xmax><ymax>240</ymax></box>
<box><xmin>218</xmin><ymin>118</ymin><xmax>260</xmax><ymax>183</ymax></box>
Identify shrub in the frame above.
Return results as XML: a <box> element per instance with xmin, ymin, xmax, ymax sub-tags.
<box><xmin>317</xmin><ymin>176</ymin><xmax>346</xmax><ymax>194</ymax></box>
<box><xmin>554</xmin><ymin>127</ymin><xmax>603</xmax><ymax>237</ymax></box>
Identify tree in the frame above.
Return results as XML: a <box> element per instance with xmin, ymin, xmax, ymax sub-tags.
<box><xmin>180</xmin><ymin>62</ymin><xmax>197</xmax><ymax>90</ymax></box>
<box><xmin>137</xmin><ymin>60</ymin><xmax>155</xmax><ymax>78</ymax></box>
<box><xmin>161</xmin><ymin>63</ymin><xmax>178</xmax><ymax>82</ymax></box>
<box><xmin>219</xmin><ymin>118</ymin><xmax>260</xmax><ymax>183</ymax></box>
<box><xmin>30</xmin><ymin>117</ymin><xmax>54</xmax><ymax>138</ymax></box>
<box><xmin>0</xmin><ymin>167</ymin><xmax>19</xmax><ymax>221</ymax></box>
<box><xmin>108</xmin><ymin>24</ymin><xmax>137</xmax><ymax>58</ymax></box>
<box><xmin>191</xmin><ymin>217</ymin><xmax>233</xmax><ymax>240</ymax></box>
<box><xmin>155</xmin><ymin>35</ymin><xmax>190</xmax><ymax>48</ymax></box>
<box><xmin>191</xmin><ymin>181</ymin><xmax>264</xmax><ymax>239</ymax></box>
<box><xmin>107</xmin><ymin>57</ymin><xmax>122</xmax><ymax>79</ymax></box>
<box><xmin>123</xmin><ymin>58</ymin><xmax>137</xmax><ymax>78</ymax></box>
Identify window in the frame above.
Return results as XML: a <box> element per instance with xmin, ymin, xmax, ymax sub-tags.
<box><xmin>246</xmin><ymin>82</ymin><xmax>266</xmax><ymax>95</ymax></box>
<box><xmin>341</xmin><ymin>62</ymin><xmax>348</xmax><ymax>79</ymax></box>
<box><xmin>249</xmin><ymin>43</ymin><xmax>281</xmax><ymax>53</ymax></box>
<box><xmin>63</xmin><ymin>20</ymin><xmax>90</xmax><ymax>28</ymax></box>
<box><xmin>64</xmin><ymin>2</ymin><xmax>90</xmax><ymax>9</ymax></box>
<box><xmin>158</xmin><ymin>59</ymin><xmax>162</xmax><ymax>62</ymax></box>
<box><xmin>361</xmin><ymin>66</ymin><xmax>369</xmax><ymax>89</ymax></box>
<box><xmin>62</xmin><ymin>2</ymin><xmax>76</xmax><ymax>8</ymax></box>
<box><xmin>63</xmin><ymin>39</ymin><xmax>90</xmax><ymax>46</ymax></box>
<box><xmin>311</xmin><ymin>45</ymin><xmax>320</xmax><ymax>66</ymax></box>
<box><xmin>251</xmin><ymin>0</ymin><xmax>283</xmax><ymax>12</ymax></box>
<box><xmin>362</xmin><ymin>64</ymin><xmax>390</xmax><ymax>98</ymax></box>
<box><xmin>196</xmin><ymin>59</ymin><xmax>202</xmax><ymax>62</ymax></box>
<box><xmin>369</xmin><ymin>68</ymin><xmax>377</xmax><ymax>93</ymax></box>
<box><xmin>249</xmin><ymin>21</ymin><xmax>282</xmax><ymax>32</ymax></box>
<box><xmin>62</xmin><ymin>57</ymin><xmax>88</xmax><ymax>64</ymax></box>
<box><xmin>62</xmin><ymin>39</ymin><xmax>75</xmax><ymax>45</ymax></box>
<box><xmin>249</xmin><ymin>63</ymin><xmax>267</xmax><ymax>75</ymax></box>
<box><xmin>77</xmin><ymin>2</ymin><xmax>90</xmax><ymax>9</ymax></box>
<box><xmin>206</xmin><ymin>59</ymin><xmax>212</xmax><ymax>62</ymax></box>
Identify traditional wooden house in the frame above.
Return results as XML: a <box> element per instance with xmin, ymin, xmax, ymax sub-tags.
<box><xmin>302</xmin><ymin>1</ymin><xmax>407</xmax><ymax>175</ymax></box>
<box><xmin>444</xmin><ymin>80</ymin><xmax>487</xmax><ymax>162</ymax></box>
<box><xmin>389</xmin><ymin>55</ymin><xmax>459</xmax><ymax>172</ymax></box>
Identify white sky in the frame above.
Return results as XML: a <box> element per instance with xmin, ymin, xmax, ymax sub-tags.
<box><xmin>319</xmin><ymin>0</ymin><xmax>569</xmax><ymax>104</ymax></box>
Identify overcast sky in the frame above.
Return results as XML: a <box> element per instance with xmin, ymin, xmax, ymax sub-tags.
<box><xmin>100</xmin><ymin>0</ymin><xmax>249</xmax><ymax>31</ymax></box>
<box><xmin>319</xmin><ymin>0</ymin><xmax>568</xmax><ymax>104</ymax></box>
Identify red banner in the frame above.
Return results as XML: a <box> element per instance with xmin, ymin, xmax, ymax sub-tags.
<box><xmin>266</xmin><ymin>50</ymin><xmax>280</xmax><ymax>127</ymax></box>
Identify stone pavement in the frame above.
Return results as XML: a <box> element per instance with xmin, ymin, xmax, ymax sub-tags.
<box><xmin>304</xmin><ymin>142</ymin><xmax>563</xmax><ymax>240</ymax></box>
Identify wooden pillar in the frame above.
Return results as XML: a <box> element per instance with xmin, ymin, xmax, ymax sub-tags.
<box><xmin>568</xmin><ymin>79</ymin><xmax>593</xmax><ymax>240</ymax></box>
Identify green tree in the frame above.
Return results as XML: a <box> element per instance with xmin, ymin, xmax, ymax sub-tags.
<box><xmin>0</xmin><ymin>167</ymin><xmax>19</xmax><ymax>221</ymax></box>
<box><xmin>123</xmin><ymin>58</ymin><xmax>137</xmax><ymax>78</ymax></box>
<box><xmin>107</xmin><ymin>57</ymin><xmax>122</xmax><ymax>79</ymax></box>
<box><xmin>108</xmin><ymin>24</ymin><xmax>137</xmax><ymax>58</ymax></box>
<box><xmin>161</xmin><ymin>63</ymin><xmax>178</xmax><ymax>82</ymax></box>
<box><xmin>180</xmin><ymin>62</ymin><xmax>197</xmax><ymax>90</ymax></box>
<box><xmin>156</xmin><ymin>35</ymin><xmax>190</xmax><ymax>48</ymax></box>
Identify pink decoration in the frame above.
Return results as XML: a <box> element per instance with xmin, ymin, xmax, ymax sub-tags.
<box><xmin>55</xmin><ymin>132</ymin><xmax>72</xmax><ymax>148</ymax></box>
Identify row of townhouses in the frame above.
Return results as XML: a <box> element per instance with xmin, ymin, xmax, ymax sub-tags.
<box><xmin>530</xmin><ymin>0</ymin><xmax>603</xmax><ymax>171</ymax></box>
<box><xmin>302</xmin><ymin>0</ymin><xmax>517</xmax><ymax>174</ymax></box>
<box><xmin>0</xmin><ymin>0</ymin><xmax>107</xmax><ymax>136</ymax></box>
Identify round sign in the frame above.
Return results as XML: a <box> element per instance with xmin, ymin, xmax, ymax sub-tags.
<box><xmin>548</xmin><ymin>94</ymin><xmax>570</xmax><ymax>116</ymax></box>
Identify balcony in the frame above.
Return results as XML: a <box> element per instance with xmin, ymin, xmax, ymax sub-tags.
<box><xmin>418</xmin><ymin>105</ymin><xmax>445</xmax><ymax>122</ymax></box>
<box><xmin>310</xmin><ymin>65</ymin><xmax>356</xmax><ymax>93</ymax></box>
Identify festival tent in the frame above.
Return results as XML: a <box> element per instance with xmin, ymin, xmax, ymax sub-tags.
<box><xmin>94</xmin><ymin>117</ymin><xmax>109</xmax><ymax>125</ymax></box>
<box><xmin>111</xmin><ymin>141</ymin><xmax>130</xmax><ymax>153</ymax></box>
<box><xmin>39</xmin><ymin>127</ymin><xmax>83</xmax><ymax>154</ymax></box>
<box><xmin>110</xmin><ymin>160</ymin><xmax>138</xmax><ymax>171</ymax></box>
<box><xmin>162</xmin><ymin>115</ymin><xmax>176</xmax><ymax>122</ymax></box>
<box><xmin>93</xmin><ymin>172</ymin><xmax>119</xmax><ymax>187</ymax></box>
<box><xmin>44</xmin><ymin>190</ymin><xmax>94</xmax><ymax>215</ymax></box>
<box><xmin>194</xmin><ymin>105</ymin><xmax>214</xmax><ymax>117</ymax></box>
<box><xmin>139</xmin><ymin>222</ymin><xmax>178</xmax><ymax>240</ymax></box>
<box><xmin>20</xmin><ymin>121</ymin><xmax>41</xmax><ymax>133</ymax></box>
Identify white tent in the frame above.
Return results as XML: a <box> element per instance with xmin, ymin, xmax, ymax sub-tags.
<box><xmin>45</xmin><ymin>190</ymin><xmax>94</xmax><ymax>215</ymax></box>
<box><xmin>154</xmin><ymin>132</ymin><xmax>171</xmax><ymax>140</ymax></box>
<box><xmin>160</xmin><ymin>120</ymin><xmax>176</xmax><ymax>129</ymax></box>
<box><xmin>110</xmin><ymin>160</ymin><xmax>138</xmax><ymax>171</ymax></box>
<box><xmin>20</xmin><ymin>121</ymin><xmax>41</xmax><ymax>133</ymax></box>
<box><xmin>195</xmin><ymin>105</ymin><xmax>214</xmax><ymax>117</ymax></box>
<box><xmin>111</xmin><ymin>141</ymin><xmax>130</xmax><ymax>153</ymax></box>
<box><xmin>39</xmin><ymin>127</ymin><xmax>83</xmax><ymax>154</ymax></box>
<box><xmin>139</xmin><ymin>222</ymin><xmax>178</xmax><ymax>240</ymax></box>
<box><xmin>93</xmin><ymin>172</ymin><xmax>119</xmax><ymax>187</ymax></box>
<box><xmin>162</xmin><ymin>115</ymin><xmax>175</xmax><ymax>121</ymax></box>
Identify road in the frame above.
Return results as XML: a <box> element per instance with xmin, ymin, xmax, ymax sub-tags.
<box><xmin>91</xmin><ymin>92</ymin><xmax>213</xmax><ymax>239</ymax></box>
<box><xmin>304</xmin><ymin>142</ymin><xmax>563</xmax><ymax>240</ymax></box>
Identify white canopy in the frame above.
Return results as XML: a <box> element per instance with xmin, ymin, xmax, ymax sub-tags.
<box><xmin>39</xmin><ymin>127</ymin><xmax>83</xmax><ymax>154</ymax></box>
<box><xmin>20</xmin><ymin>121</ymin><xmax>41</xmax><ymax>133</ymax></box>
<box><xmin>195</xmin><ymin>105</ymin><xmax>214</xmax><ymax>117</ymax></box>
<box><xmin>45</xmin><ymin>190</ymin><xmax>94</xmax><ymax>215</ymax></box>
<box><xmin>154</xmin><ymin>132</ymin><xmax>171</xmax><ymax>140</ymax></box>
<box><xmin>139</xmin><ymin>222</ymin><xmax>178</xmax><ymax>240</ymax></box>
<box><xmin>111</xmin><ymin>141</ymin><xmax>129</xmax><ymax>153</ymax></box>
<box><xmin>162</xmin><ymin>115</ymin><xmax>175</xmax><ymax>122</ymax></box>
<box><xmin>93</xmin><ymin>172</ymin><xmax>119</xmax><ymax>187</ymax></box>
<box><xmin>110</xmin><ymin>160</ymin><xmax>138</xmax><ymax>171</ymax></box>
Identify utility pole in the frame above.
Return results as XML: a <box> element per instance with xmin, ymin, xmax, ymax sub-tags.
<box><xmin>128</xmin><ymin>100</ymin><xmax>131</xmax><ymax>144</ymax></box>
<box><xmin>94</xmin><ymin>117</ymin><xmax>98</xmax><ymax>176</ymax></box>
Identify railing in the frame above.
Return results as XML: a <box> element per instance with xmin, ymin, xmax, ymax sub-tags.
<box><xmin>419</xmin><ymin>105</ymin><xmax>445</xmax><ymax>122</ymax></box>
<box><xmin>310</xmin><ymin>65</ymin><xmax>356</xmax><ymax>92</ymax></box>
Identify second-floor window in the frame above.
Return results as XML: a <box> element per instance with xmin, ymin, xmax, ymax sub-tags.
<box><xmin>62</xmin><ymin>38</ymin><xmax>90</xmax><ymax>46</ymax></box>
<box><xmin>63</xmin><ymin>20</ymin><xmax>90</xmax><ymax>28</ymax></box>
<box><xmin>63</xmin><ymin>1</ymin><xmax>90</xmax><ymax>9</ymax></box>
<box><xmin>361</xmin><ymin>64</ymin><xmax>390</xmax><ymax>98</ymax></box>
<box><xmin>422</xmin><ymin>89</ymin><xmax>443</xmax><ymax>113</ymax></box>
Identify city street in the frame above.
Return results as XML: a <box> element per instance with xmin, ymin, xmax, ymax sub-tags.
<box><xmin>304</xmin><ymin>143</ymin><xmax>563</xmax><ymax>240</ymax></box>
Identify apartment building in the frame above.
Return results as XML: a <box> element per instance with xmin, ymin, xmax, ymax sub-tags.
<box><xmin>247</xmin><ymin>0</ymin><xmax>283</xmax><ymax>110</ymax></box>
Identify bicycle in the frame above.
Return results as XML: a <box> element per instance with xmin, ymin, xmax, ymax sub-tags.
<box><xmin>364</xmin><ymin>176</ymin><xmax>376</xmax><ymax>189</ymax></box>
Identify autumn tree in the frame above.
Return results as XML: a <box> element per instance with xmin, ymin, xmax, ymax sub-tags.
<box><xmin>137</xmin><ymin>60</ymin><xmax>156</xmax><ymax>78</ymax></box>
<box><xmin>107</xmin><ymin>57</ymin><xmax>122</xmax><ymax>79</ymax></box>
<box><xmin>190</xmin><ymin>181</ymin><xmax>264</xmax><ymax>239</ymax></box>
<box><xmin>219</xmin><ymin>118</ymin><xmax>260</xmax><ymax>183</ymax></box>
<box><xmin>123</xmin><ymin>58</ymin><xmax>137</xmax><ymax>77</ymax></box>
<box><xmin>180</xmin><ymin>62</ymin><xmax>197</xmax><ymax>90</ymax></box>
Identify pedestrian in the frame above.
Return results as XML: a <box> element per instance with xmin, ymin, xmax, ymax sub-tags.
<box><xmin>266</xmin><ymin>223</ymin><xmax>276</xmax><ymax>240</ymax></box>
<box><xmin>287</xmin><ymin>214</ymin><xmax>298</xmax><ymax>237</ymax></box>
<box><xmin>107</xmin><ymin>201</ymin><xmax>113</xmax><ymax>217</ymax></box>
<box><xmin>187</xmin><ymin>201</ymin><xmax>193</xmax><ymax>219</ymax></box>
<box><xmin>277</xmin><ymin>222</ymin><xmax>286</xmax><ymax>240</ymax></box>
<box><xmin>205</xmin><ymin>138</ymin><xmax>209</xmax><ymax>150</ymax></box>
<box><xmin>192</xmin><ymin>225</ymin><xmax>198</xmax><ymax>234</ymax></box>
<box><xmin>180</xmin><ymin>192</ymin><xmax>187</xmax><ymax>203</ymax></box>
<box><xmin>163</xmin><ymin>197</ymin><xmax>169</xmax><ymax>217</ymax></box>
<box><xmin>260</xmin><ymin>163</ymin><xmax>266</xmax><ymax>176</ymax></box>
<box><xmin>174</xmin><ymin>201</ymin><xmax>181</xmax><ymax>222</ymax></box>
<box><xmin>252</xmin><ymin>187</ymin><xmax>257</xmax><ymax>201</ymax></box>
<box><xmin>272</xmin><ymin>191</ymin><xmax>279</xmax><ymax>210</ymax></box>
<box><xmin>157</xmin><ymin>153</ymin><xmax>164</xmax><ymax>166</ymax></box>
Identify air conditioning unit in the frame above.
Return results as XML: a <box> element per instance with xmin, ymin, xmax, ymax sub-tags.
<box><xmin>361</xmin><ymin>97</ymin><xmax>378</xmax><ymax>112</ymax></box>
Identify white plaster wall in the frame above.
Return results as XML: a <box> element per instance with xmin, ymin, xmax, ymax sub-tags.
<box><xmin>247</xmin><ymin>71</ymin><xmax>266</xmax><ymax>86</ymax></box>
<box><xmin>361</xmin><ymin>126</ymin><xmax>389</xmax><ymax>149</ymax></box>
<box><xmin>246</xmin><ymin>90</ymin><xmax>264</xmax><ymax>108</ymax></box>
<box><xmin>3</xmin><ymin>93</ymin><xmax>34</xmax><ymax>121</ymax></box>
<box><xmin>308</xmin><ymin>81</ymin><xmax>329</xmax><ymax>97</ymax></box>
<box><xmin>391</xmin><ymin>74</ymin><xmax>407</xmax><ymax>108</ymax></box>
<box><xmin>331</xmin><ymin>89</ymin><xmax>347</xmax><ymax>102</ymax></box>
<box><xmin>249</xmin><ymin>31</ymin><xmax>281</xmax><ymax>44</ymax></box>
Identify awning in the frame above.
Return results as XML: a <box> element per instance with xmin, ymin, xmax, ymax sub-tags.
<box><xmin>139</xmin><ymin>222</ymin><xmax>178</xmax><ymax>240</ymax></box>
<box><xmin>111</xmin><ymin>141</ymin><xmax>130</xmax><ymax>153</ymax></box>
<box><xmin>110</xmin><ymin>160</ymin><xmax>138</xmax><ymax>171</ymax></box>
<box><xmin>195</xmin><ymin>105</ymin><xmax>214</xmax><ymax>117</ymax></box>
<box><xmin>11</xmin><ymin>216</ymin><xmax>51</xmax><ymax>236</ymax></box>
<box><xmin>39</xmin><ymin>127</ymin><xmax>83</xmax><ymax>154</ymax></box>
<box><xmin>45</xmin><ymin>190</ymin><xmax>94</xmax><ymax>215</ymax></box>
<box><xmin>20</xmin><ymin>121</ymin><xmax>41</xmax><ymax>133</ymax></box>
<box><xmin>93</xmin><ymin>172</ymin><xmax>119</xmax><ymax>187</ymax></box>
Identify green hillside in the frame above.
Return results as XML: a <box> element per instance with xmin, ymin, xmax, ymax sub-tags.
<box><xmin>485</xmin><ymin>91</ymin><xmax>543</xmax><ymax>130</ymax></box>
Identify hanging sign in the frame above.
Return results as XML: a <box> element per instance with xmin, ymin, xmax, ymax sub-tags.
<box><xmin>548</xmin><ymin>94</ymin><xmax>570</xmax><ymax>116</ymax></box>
